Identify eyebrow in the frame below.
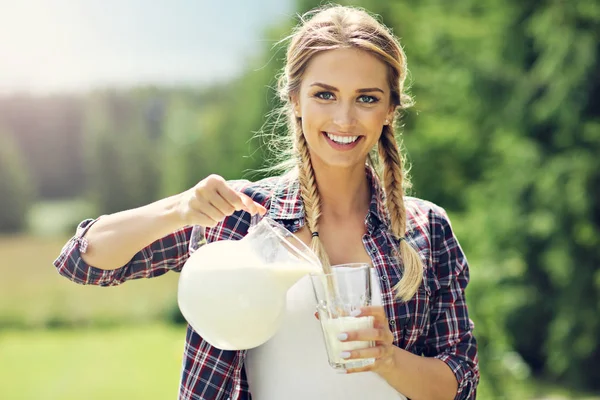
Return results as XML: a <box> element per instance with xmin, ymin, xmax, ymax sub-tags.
<box><xmin>310</xmin><ymin>82</ymin><xmax>385</xmax><ymax>94</ymax></box>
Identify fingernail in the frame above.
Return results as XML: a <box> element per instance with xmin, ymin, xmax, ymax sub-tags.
<box><xmin>350</xmin><ymin>309</ymin><xmax>362</xmax><ymax>317</ymax></box>
<box><xmin>337</xmin><ymin>333</ymin><xmax>348</xmax><ymax>341</ymax></box>
<box><xmin>340</xmin><ymin>352</ymin><xmax>351</xmax><ymax>359</ymax></box>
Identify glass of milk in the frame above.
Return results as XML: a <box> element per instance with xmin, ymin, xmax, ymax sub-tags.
<box><xmin>310</xmin><ymin>263</ymin><xmax>376</xmax><ymax>371</ymax></box>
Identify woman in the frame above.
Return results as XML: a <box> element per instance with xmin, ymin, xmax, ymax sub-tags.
<box><xmin>54</xmin><ymin>5</ymin><xmax>479</xmax><ymax>400</ymax></box>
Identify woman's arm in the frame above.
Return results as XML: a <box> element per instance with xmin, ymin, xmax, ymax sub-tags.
<box><xmin>419</xmin><ymin>207</ymin><xmax>479</xmax><ymax>399</ymax></box>
<box><xmin>80</xmin><ymin>175</ymin><xmax>264</xmax><ymax>270</ymax></box>
<box><xmin>79</xmin><ymin>194</ymin><xmax>185</xmax><ymax>270</ymax></box>
<box><xmin>342</xmin><ymin>207</ymin><xmax>479</xmax><ymax>399</ymax></box>
<box><xmin>53</xmin><ymin>175</ymin><xmax>266</xmax><ymax>286</ymax></box>
<box><xmin>342</xmin><ymin>306</ymin><xmax>461</xmax><ymax>400</ymax></box>
<box><xmin>378</xmin><ymin>347</ymin><xmax>459</xmax><ymax>399</ymax></box>
<box><xmin>53</xmin><ymin>217</ymin><xmax>193</xmax><ymax>286</ymax></box>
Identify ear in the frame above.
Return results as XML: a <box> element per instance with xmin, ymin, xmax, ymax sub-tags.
<box><xmin>291</xmin><ymin>94</ymin><xmax>301</xmax><ymax>118</ymax></box>
<box><xmin>384</xmin><ymin>106</ymin><xmax>395</xmax><ymax>125</ymax></box>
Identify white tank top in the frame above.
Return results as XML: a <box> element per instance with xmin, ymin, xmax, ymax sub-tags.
<box><xmin>245</xmin><ymin>269</ymin><xmax>408</xmax><ymax>400</ymax></box>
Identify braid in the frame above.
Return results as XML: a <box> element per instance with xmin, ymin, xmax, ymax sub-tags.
<box><xmin>294</xmin><ymin>117</ymin><xmax>332</xmax><ymax>272</ymax></box>
<box><xmin>378</xmin><ymin>125</ymin><xmax>423</xmax><ymax>301</ymax></box>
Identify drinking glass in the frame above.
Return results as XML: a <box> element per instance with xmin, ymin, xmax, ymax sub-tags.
<box><xmin>310</xmin><ymin>263</ymin><xmax>376</xmax><ymax>370</ymax></box>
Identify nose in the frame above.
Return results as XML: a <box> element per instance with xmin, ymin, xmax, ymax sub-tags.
<box><xmin>333</xmin><ymin>101</ymin><xmax>356</xmax><ymax>130</ymax></box>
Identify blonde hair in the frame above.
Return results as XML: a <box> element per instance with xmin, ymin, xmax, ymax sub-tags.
<box><xmin>268</xmin><ymin>5</ymin><xmax>422</xmax><ymax>301</ymax></box>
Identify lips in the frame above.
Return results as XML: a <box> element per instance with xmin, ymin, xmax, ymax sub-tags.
<box><xmin>322</xmin><ymin>131</ymin><xmax>363</xmax><ymax>150</ymax></box>
<box><xmin>325</xmin><ymin>132</ymin><xmax>360</xmax><ymax>144</ymax></box>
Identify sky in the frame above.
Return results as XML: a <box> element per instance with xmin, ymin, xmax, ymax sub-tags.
<box><xmin>0</xmin><ymin>0</ymin><xmax>293</xmax><ymax>94</ymax></box>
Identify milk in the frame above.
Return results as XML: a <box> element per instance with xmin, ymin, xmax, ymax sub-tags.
<box><xmin>320</xmin><ymin>316</ymin><xmax>375</xmax><ymax>367</ymax></box>
<box><xmin>178</xmin><ymin>239</ymin><xmax>322</xmax><ymax>350</ymax></box>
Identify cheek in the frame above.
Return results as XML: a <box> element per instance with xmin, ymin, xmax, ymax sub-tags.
<box><xmin>301</xmin><ymin>103</ymin><xmax>326</xmax><ymax>131</ymax></box>
<box><xmin>303</xmin><ymin>101</ymin><xmax>323</xmax><ymax>117</ymax></box>
<box><xmin>360</xmin><ymin>109</ymin><xmax>387</xmax><ymax>130</ymax></box>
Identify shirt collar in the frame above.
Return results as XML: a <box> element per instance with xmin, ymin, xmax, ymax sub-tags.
<box><xmin>267</xmin><ymin>164</ymin><xmax>390</xmax><ymax>228</ymax></box>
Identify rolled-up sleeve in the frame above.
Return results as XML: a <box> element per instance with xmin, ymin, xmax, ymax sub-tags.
<box><xmin>53</xmin><ymin>218</ymin><xmax>193</xmax><ymax>286</ymax></box>
<box><xmin>425</xmin><ymin>208</ymin><xmax>480</xmax><ymax>400</ymax></box>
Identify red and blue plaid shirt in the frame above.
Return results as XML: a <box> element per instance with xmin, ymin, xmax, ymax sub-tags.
<box><xmin>54</xmin><ymin>166</ymin><xmax>479</xmax><ymax>399</ymax></box>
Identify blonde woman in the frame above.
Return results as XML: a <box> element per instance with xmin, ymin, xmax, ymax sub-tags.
<box><xmin>54</xmin><ymin>5</ymin><xmax>479</xmax><ymax>399</ymax></box>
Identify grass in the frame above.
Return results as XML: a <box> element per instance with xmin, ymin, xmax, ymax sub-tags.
<box><xmin>0</xmin><ymin>234</ymin><xmax>188</xmax><ymax>399</ymax></box>
<box><xmin>1</xmin><ymin>234</ymin><xmax>599</xmax><ymax>399</ymax></box>
<box><xmin>0</xmin><ymin>323</ymin><xmax>186</xmax><ymax>400</ymax></box>
<box><xmin>0</xmin><ymin>234</ymin><xmax>181</xmax><ymax>329</ymax></box>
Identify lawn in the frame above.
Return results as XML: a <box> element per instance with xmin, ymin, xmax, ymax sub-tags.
<box><xmin>0</xmin><ymin>323</ymin><xmax>186</xmax><ymax>400</ymax></box>
<box><xmin>0</xmin><ymin>234</ymin><xmax>188</xmax><ymax>399</ymax></box>
<box><xmin>2</xmin><ymin>235</ymin><xmax>599</xmax><ymax>399</ymax></box>
<box><xmin>0</xmin><ymin>234</ymin><xmax>181</xmax><ymax>329</ymax></box>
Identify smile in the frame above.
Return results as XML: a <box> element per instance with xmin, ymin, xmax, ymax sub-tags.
<box><xmin>324</xmin><ymin>132</ymin><xmax>360</xmax><ymax>144</ymax></box>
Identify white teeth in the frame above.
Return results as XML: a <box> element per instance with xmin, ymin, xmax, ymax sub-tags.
<box><xmin>325</xmin><ymin>133</ymin><xmax>359</xmax><ymax>144</ymax></box>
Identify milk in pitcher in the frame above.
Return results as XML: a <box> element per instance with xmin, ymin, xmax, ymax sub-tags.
<box><xmin>178</xmin><ymin>238</ymin><xmax>322</xmax><ymax>350</ymax></box>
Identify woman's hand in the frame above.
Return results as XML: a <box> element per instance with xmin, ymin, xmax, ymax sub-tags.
<box><xmin>178</xmin><ymin>174</ymin><xmax>267</xmax><ymax>227</ymax></box>
<box><xmin>338</xmin><ymin>306</ymin><xmax>398</xmax><ymax>375</ymax></box>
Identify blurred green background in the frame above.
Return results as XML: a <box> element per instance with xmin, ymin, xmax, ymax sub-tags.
<box><xmin>1</xmin><ymin>0</ymin><xmax>598</xmax><ymax>399</ymax></box>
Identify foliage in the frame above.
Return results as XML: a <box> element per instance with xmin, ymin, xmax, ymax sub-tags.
<box><xmin>0</xmin><ymin>130</ymin><xmax>34</xmax><ymax>233</ymax></box>
<box><xmin>0</xmin><ymin>0</ymin><xmax>598</xmax><ymax>397</ymax></box>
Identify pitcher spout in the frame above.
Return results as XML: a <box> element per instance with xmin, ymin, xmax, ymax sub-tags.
<box><xmin>271</xmin><ymin>260</ymin><xmax>323</xmax><ymax>290</ymax></box>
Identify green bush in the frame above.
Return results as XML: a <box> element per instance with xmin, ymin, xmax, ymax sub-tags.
<box><xmin>0</xmin><ymin>130</ymin><xmax>34</xmax><ymax>233</ymax></box>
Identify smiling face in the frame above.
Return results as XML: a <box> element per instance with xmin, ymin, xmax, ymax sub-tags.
<box><xmin>293</xmin><ymin>48</ymin><xmax>395</xmax><ymax>170</ymax></box>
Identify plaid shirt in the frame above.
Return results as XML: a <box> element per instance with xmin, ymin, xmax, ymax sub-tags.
<box><xmin>54</xmin><ymin>166</ymin><xmax>479</xmax><ymax>400</ymax></box>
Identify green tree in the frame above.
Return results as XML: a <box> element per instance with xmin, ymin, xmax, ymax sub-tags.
<box><xmin>488</xmin><ymin>1</ymin><xmax>600</xmax><ymax>391</ymax></box>
<box><xmin>159</xmin><ymin>92</ymin><xmax>210</xmax><ymax>196</ymax></box>
<box><xmin>0</xmin><ymin>129</ymin><xmax>34</xmax><ymax>232</ymax></box>
<box><xmin>83</xmin><ymin>90</ymin><xmax>161</xmax><ymax>214</ymax></box>
<box><xmin>249</xmin><ymin>0</ymin><xmax>600</xmax><ymax>396</ymax></box>
<box><xmin>358</xmin><ymin>0</ymin><xmax>600</xmax><ymax>394</ymax></box>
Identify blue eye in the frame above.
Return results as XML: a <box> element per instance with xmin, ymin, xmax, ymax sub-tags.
<box><xmin>315</xmin><ymin>91</ymin><xmax>335</xmax><ymax>100</ymax></box>
<box><xmin>358</xmin><ymin>95</ymin><xmax>379</xmax><ymax>104</ymax></box>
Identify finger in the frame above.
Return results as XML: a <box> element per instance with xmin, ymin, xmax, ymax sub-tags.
<box><xmin>354</xmin><ymin>306</ymin><xmax>387</xmax><ymax>321</ymax></box>
<box><xmin>341</xmin><ymin>327</ymin><xmax>389</xmax><ymax>343</ymax></box>
<box><xmin>340</xmin><ymin>345</ymin><xmax>388</xmax><ymax>361</ymax></box>
<box><xmin>344</xmin><ymin>364</ymin><xmax>373</xmax><ymax>374</ymax></box>
<box><xmin>187</xmin><ymin>197</ymin><xmax>218</xmax><ymax>226</ymax></box>
<box><xmin>343</xmin><ymin>349</ymin><xmax>396</xmax><ymax>374</ymax></box>
<box><xmin>208</xmin><ymin>191</ymin><xmax>236</xmax><ymax>216</ymax></box>
<box><xmin>353</xmin><ymin>307</ymin><xmax>390</xmax><ymax>329</ymax></box>
<box><xmin>194</xmin><ymin>197</ymin><xmax>226</xmax><ymax>222</ymax></box>
<box><xmin>193</xmin><ymin>210</ymin><xmax>220</xmax><ymax>228</ymax></box>
<box><xmin>239</xmin><ymin>193</ymin><xmax>267</xmax><ymax>215</ymax></box>
<box><xmin>216</xmin><ymin>184</ymin><xmax>246</xmax><ymax>211</ymax></box>
<box><xmin>187</xmin><ymin>206</ymin><xmax>219</xmax><ymax>228</ymax></box>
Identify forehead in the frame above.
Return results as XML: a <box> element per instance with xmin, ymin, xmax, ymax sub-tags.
<box><xmin>302</xmin><ymin>48</ymin><xmax>389</xmax><ymax>90</ymax></box>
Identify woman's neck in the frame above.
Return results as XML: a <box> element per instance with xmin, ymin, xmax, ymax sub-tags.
<box><xmin>310</xmin><ymin>161</ymin><xmax>371</xmax><ymax>221</ymax></box>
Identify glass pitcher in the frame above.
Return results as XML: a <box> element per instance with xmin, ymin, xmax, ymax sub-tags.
<box><xmin>177</xmin><ymin>216</ymin><xmax>322</xmax><ymax>350</ymax></box>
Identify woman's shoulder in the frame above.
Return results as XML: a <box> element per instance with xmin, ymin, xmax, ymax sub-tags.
<box><xmin>403</xmin><ymin>196</ymin><xmax>452</xmax><ymax>232</ymax></box>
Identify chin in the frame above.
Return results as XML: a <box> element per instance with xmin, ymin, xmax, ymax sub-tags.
<box><xmin>313</xmin><ymin>153</ymin><xmax>367</xmax><ymax>170</ymax></box>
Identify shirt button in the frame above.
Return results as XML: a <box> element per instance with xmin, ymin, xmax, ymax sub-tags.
<box><xmin>381</xmin><ymin>275</ymin><xmax>387</xmax><ymax>281</ymax></box>
<box><xmin>389</xmin><ymin>320</ymin><xmax>396</xmax><ymax>326</ymax></box>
